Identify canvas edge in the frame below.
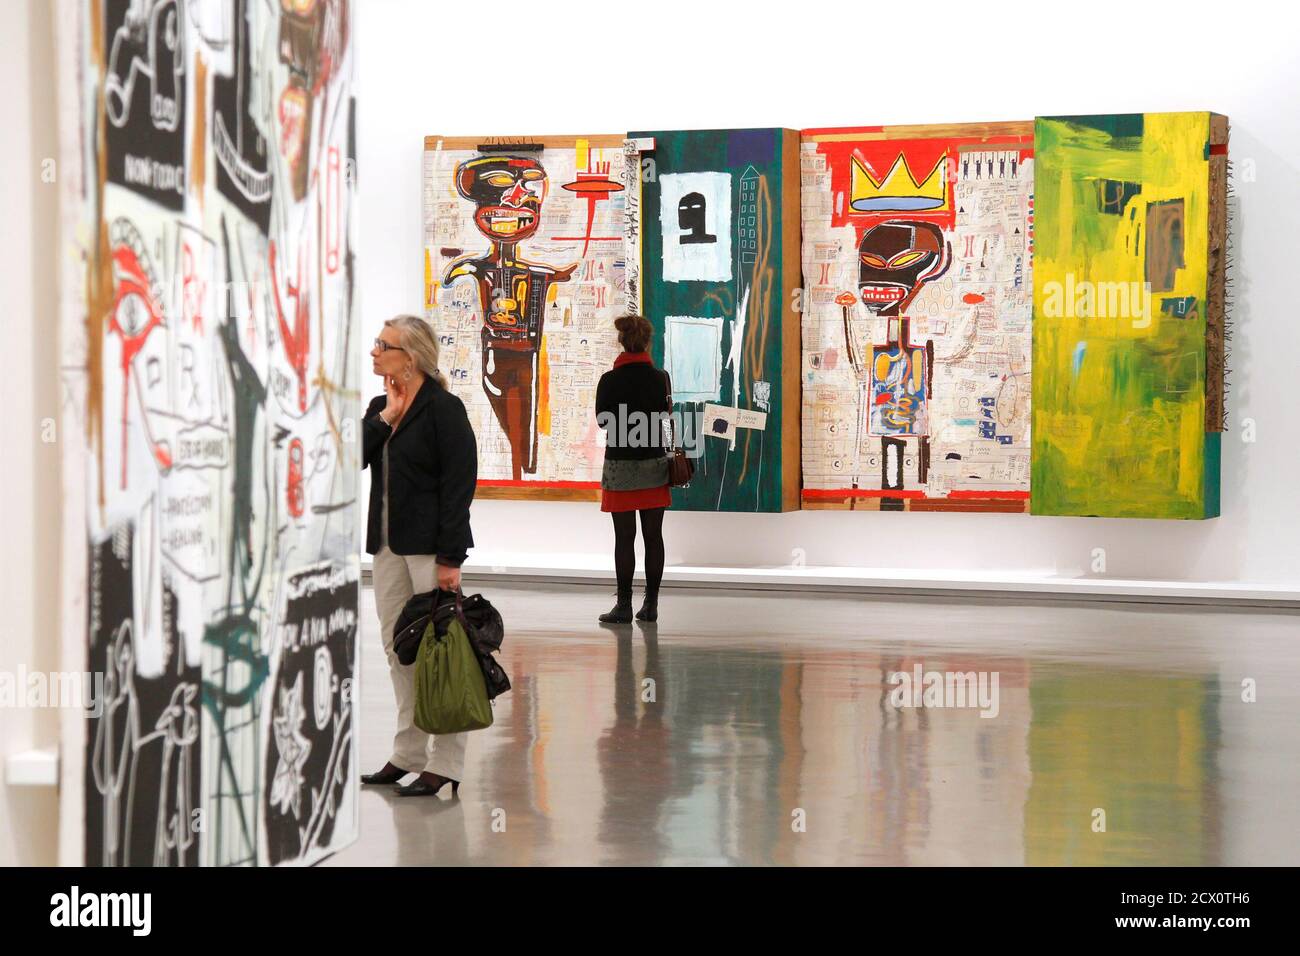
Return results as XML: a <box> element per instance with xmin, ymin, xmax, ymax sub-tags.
<box><xmin>55</xmin><ymin>0</ymin><xmax>89</xmax><ymax>869</ymax></box>
<box><xmin>779</xmin><ymin>128</ymin><xmax>803</xmax><ymax>512</ymax></box>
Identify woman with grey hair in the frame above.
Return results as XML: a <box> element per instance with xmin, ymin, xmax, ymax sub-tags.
<box><xmin>359</xmin><ymin>315</ymin><xmax>478</xmax><ymax>797</ymax></box>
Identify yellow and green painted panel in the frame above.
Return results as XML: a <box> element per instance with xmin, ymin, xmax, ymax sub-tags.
<box><xmin>1032</xmin><ymin>112</ymin><xmax>1223</xmax><ymax>519</ymax></box>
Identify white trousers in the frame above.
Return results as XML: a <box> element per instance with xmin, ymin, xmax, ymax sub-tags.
<box><xmin>372</xmin><ymin>547</ymin><xmax>468</xmax><ymax>779</ymax></box>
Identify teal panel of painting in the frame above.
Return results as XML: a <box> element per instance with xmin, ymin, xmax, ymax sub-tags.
<box><xmin>631</xmin><ymin>128</ymin><xmax>802</xmax><ymax>512</ymax></box>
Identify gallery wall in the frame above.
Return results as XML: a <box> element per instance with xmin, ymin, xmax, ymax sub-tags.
<box><xmin>357</xmin><ymin>0</ymin><xmax>1300</xmax><ymax>588</ymax></box>
<box><xmin>0</xmin><ymin>0</ymin><xmax>61</xmax><ymax>868</ymax></box>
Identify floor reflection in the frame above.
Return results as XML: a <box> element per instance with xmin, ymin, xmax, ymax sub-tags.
<box><xmin>325</xmin><ymin>584</ymin><xmax>1300</xmax><ymax>866</ymax></box>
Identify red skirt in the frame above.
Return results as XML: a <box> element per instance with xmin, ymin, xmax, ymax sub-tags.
<box><xmin>601</xmin><ymin>483</ymin><xmax>671</xmax><ymax>513</ymax></box>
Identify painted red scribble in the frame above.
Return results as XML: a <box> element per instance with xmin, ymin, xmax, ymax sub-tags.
<box><xmin>109</xmin><ymin>242</ymin><xmax>166</xmax><ymax>488</ymax></box>
<box><xmin>556</xmin><ymin>157</ymin><xmax>624</xmax><ymax>257</ymax></box>
<box><xmin>180</xmin><ymin>239</ymin><xmax>208</xmax><ymax>333</ymax></box>
<box><xmin>269</xmin><ymin>240</ymin><xmax>310</xmax><ymax>413</ymax></box>
<box><xmin>287</xmin><ymin>437</ymin><xmax>305</xmax><ymax>517</ymax></box>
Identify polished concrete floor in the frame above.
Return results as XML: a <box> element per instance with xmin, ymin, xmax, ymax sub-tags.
<box><xmin>324</xmin><ymin>582</ymin><xmax>1300</xmax><ymax>866</ymax></box>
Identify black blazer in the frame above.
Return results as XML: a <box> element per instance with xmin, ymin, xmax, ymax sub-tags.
<box><xmin>594</xmin><ymin>360</ymin><xmax>672</xmax><ymax>461</ymax></box>
<box><xmin>363</xmin><ymin>377</ymin><xmax>476</xmax><ymax>564</ymax></box>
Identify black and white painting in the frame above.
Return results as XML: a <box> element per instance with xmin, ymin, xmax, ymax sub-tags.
<box><xmin>62</xmin><ymin>0</ymin><xmax>359</xmax><ymax>867</ymax></box>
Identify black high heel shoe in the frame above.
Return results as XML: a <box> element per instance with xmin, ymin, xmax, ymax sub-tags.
<box><xmin>360</xmin><ymin>762</ymin><xmax>409</xmax><ymax>786</ymax></box>
<box><xmin>394</xmin><ymin>771</ymin><xmax>460</xmax><ymax>797</ymax></box>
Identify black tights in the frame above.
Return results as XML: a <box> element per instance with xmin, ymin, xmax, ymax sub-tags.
<box><xmin>611</xmin><ymin>507</ymin><xmax>665</xmax><ymax>604</ymax></box>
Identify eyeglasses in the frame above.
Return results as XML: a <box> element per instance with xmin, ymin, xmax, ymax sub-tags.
<box><xmin>373</xmin><ymin>338</ymin><xmax>405</xmax><ymax>353</ymax></box>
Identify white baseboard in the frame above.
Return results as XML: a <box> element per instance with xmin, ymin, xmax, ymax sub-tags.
<box><xmin>360</xmin><ymin>552</ymin><xmax>1300</xmax><ymax>608</ymax></box>
<box><xmin>5</xmin><ymin>747</ymin><xmax>58</xmax><ymax>787</ymax></box>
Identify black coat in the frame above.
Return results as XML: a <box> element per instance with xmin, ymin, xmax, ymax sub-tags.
<box><xmin>595</xmin><ymin>360</ymin><xmax>672</xmax><ymax>461</ymax></box>
<box><xmin>363</xmin><ymin>377</ymin><xmax>477</xmax><ymax>564</ymax></box>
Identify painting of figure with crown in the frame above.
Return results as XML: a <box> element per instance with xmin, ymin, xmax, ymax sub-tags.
<box><xmin>799</xmin><ymin>123</ymin><xmax>1035</xmax><ymax>513</ymax></box>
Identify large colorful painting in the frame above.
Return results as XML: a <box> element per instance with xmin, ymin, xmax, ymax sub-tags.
<box><xmin>417</xmin><ymin>116</ymin><xmax>1228</xmax><ymax>521</ymax></box>
<box><xmin>60</xmin><ymin>0</ymin><xmax>360</xmax><ymax>866</ymax></box>
<box><xmin>800</xmin><ymin>123</ymin><xmax>1035</xmax><ymax>512</ymax></box>
<box><xmin>423</xmin><ymin>135</ymin><xmax>630</xmax><ymax>500</ymax></box>
<box><xmin>1032</xmin><ymin>112</ymin><xmax>1227</xmax><ymax>519</ymax></box>
<box><xmin>631</xmin><ymin>128</ymin><xmax>802</xmax><ymax>513</ymax></box>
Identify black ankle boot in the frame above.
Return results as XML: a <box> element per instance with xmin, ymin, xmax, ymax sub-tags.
<box><xmin>599</xmin><ymin>595</ymin><xmax>634</xmax><ymax>624</ymax></box>
<box><xmin>635</xmin><ymin>597</ymin><xmax>658</xmax><ymax>622</ymax></box>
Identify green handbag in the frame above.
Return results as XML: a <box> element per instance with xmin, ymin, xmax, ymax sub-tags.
<box><xmin>413</xmin><ymin>594</ymin><xmax>493</xmax><ymax>735</ymax></box>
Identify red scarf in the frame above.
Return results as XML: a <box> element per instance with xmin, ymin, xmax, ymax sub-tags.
<box><xmin>613</xmin><ymin>351</ymin><xmax>653</xmax><ymax>368</ymax></box>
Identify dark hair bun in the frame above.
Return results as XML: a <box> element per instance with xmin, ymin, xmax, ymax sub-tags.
<box><xmin>615</xmin><ymin>314</ymin><xmax>653</xmax><ymax>353</ymax></box>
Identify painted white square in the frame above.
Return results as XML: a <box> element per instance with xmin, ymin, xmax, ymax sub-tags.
<box><xmin>659</xmin><ymin>172</ymin><xmax>732</xmax><ymax>283</ymax></box>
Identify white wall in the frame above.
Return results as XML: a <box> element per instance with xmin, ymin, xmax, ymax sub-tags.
<box><xmin>0</xmin><ymin>0</ymin><xmax>62</xmax><ymax>866</ymax></box>
<box><xmin>356</xmin><ymin>0</ymin><xmax>1299</xmax><ymax>587</ymax></box>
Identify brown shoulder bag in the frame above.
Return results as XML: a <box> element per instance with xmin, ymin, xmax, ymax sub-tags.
<box><xmin>662</xmin><ymin>370</ymin><xmax>694</xmax><ymax>488</ymax></box>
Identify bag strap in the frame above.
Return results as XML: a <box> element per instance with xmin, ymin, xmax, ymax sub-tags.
<box><xmin>453</xmin><ymin>587</ymin><xmax>473</xmax><ymax>633</ymax></box>
<box><xmin>661</xmin><ymin>369</ymin><xmax>677</xmax><ymax>452</ymax></box>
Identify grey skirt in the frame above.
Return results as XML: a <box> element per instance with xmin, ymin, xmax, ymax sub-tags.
<box><xmin>601</xmin><ymin>456</ymin><xmax>670</xmax><ymax>491</ymax></box>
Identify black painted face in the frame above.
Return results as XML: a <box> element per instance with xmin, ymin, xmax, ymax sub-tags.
<box><xmin>679</xmin><ymin>191</ymin><xmax>705</xmax><ymax>231</ymax></box>
<box><xmin>857</xmin><ymin>221</ymin><xmax>948</xmax><ymax>315</ymax></box>
<box><xmin>455</xmin><ymin>156</ymin><xmax>548</xmax><ymax>242</ymax></box>
<box><xmin>676</xmin><ymin>191</ymin><xmax>716</xmax><ymax>246</ymax></box>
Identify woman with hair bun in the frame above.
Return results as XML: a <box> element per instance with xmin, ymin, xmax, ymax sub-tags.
<box><xmin>359</xmin><ymin>314</ymin><xmax>478</xmax><ymax>797</ymax></box>
<box><xmin>593</xmin><ymin>314</ymin><xmax>672</xmax><ymax>624</ymax></box>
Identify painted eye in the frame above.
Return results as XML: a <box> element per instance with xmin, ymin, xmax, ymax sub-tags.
<box><xmin>521</xmin><ymin>169</ymin><xmax>545</xmax><ymax>181</ymax></box>
<box><xmin>887</xmin><ymin>250</ymin><xmax>927</xmax><ymax>268</ymax></box>
<box><xmin>117</xmin><ymin>292</ymin><xmax>151</xmax><ymax>336</ymax></box>
<box><xmin>485</xmin><ymin>173</ymin><xmax>515</xmax><ymax>186</ymax></box>
<box><xmin>860</xmin><ymin>253</ymin><xmax>888</xmax><ymax>268</ymax></box>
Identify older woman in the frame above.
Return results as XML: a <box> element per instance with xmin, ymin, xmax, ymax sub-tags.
<box><xmin>594</xmin><ymin>314</ymin><xmax>671</xmax><ymax>624</ymax></box>
<box><xmin>360</xmin><ymin>314</ymin><xmax>477</xmax><ymax>797</ymax></box>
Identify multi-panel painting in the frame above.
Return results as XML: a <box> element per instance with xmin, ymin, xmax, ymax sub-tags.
<box><xmin>417</xmin><ymin>116</ymin><xmax>1228</xmax><ymax>519</ymax></box>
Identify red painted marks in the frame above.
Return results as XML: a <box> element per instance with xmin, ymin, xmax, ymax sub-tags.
<box><xmin>287</xmin><ymin>437</ymin><xmax>305</xmax><ymax>518</ymax></box>
<box><xmin>108</xmin><ymin>238</ymin><xmax>166</xmax><ymax>489</ymax></box>
<box><xmin>801</xmin><ymin>488</ymin><xmax>928</xmax><ymax>499</ymax></box>
<box><xmin>558</xmin><ymin>163</ymin><xmax>625</xmax><ymax>257</ymax></box>
<box><xmin>269</xmin><ymin>240</ymin><xmax>311</xmax><ymax>413</ymax></box>
<box><xmin>946</xmin><ymin>490</ymin><xmax>1030</xmax><ymax>499</ymax></box>
<box><xmin>801</xmin><ymin>488</ymin><xmax>1028</xmax><ymax>501</ymax></box>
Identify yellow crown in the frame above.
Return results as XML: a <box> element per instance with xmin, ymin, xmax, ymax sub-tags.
<box><xmin>850</xmin><ymin>153</ymin><xmax>948</xmax><ymax>212</ymax></box>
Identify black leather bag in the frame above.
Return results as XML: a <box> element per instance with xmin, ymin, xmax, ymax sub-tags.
<box><xmin>392</xmin><ymin>589</ymin><xmax>443</xmax><ymax>667</ymax></box>
<box><xmin>393</xmin><ymin>588</ymin><xmax>510</xmax><ymax>700</ymax></box>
